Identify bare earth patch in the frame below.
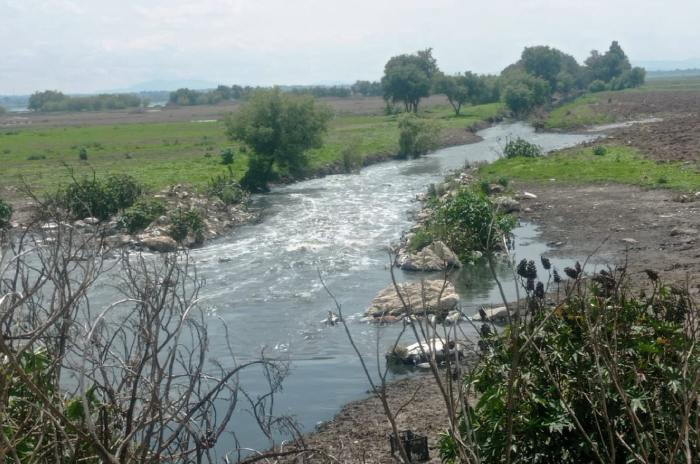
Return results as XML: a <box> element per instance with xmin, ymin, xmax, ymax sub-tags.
<box><xmin>515</xmin><ymin>181</ymin><xmax>700</xmax><ymax>295</ymax></box>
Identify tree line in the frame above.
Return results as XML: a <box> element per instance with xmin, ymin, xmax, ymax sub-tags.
<box><xmin>382</xmin><ymin>41</ymin><xmax>645</xmax><ymax>115</ymax></box>
<box><xmin>27</xmin><ymin>90</ymin><xmax>145</xmax><ymax>112</ymax></box>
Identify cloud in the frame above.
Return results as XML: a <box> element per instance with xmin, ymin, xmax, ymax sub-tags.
<box><xmin>1</xmin><ymin>0</ymin><xmax>699</xmax><ymax>93</ymax></box>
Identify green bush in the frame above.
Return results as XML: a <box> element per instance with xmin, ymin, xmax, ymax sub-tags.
<box><xmin>341</xmin><ymin>140</ymin><xmax>363</xmax><ymax>173</ymax></box>
<box><xmin>118</xmin><ymin>198</ymin><xmax>166</xmax><ymax>233</ymax></box>
<box><xmin>397</xmin><ymin>113</ymin><xmax>439</xmax><ymax>159</ymax></box>
<box><xmin>592</xmin><ymin>145</ymin><xmax>607</xmax><ymax>156</ymax></box>
<box><xmin>169</xmin><ymin>208</ymin><xmax>205</xmax><ymax>244</ymax></box>
<box><xmin>503</xmin><ymin>137</ymin><xmax>542</xmax><ymax>158</ymax></box>
<box><xmin>407</xmin><ymin>228</ymin><xmax>433</xmax><ymax>252</ymax></box>
<box><xmin>588</xmin><ymin>79</ymin><xmax>606</xmax><ymax>92</ymax></box>
<box><xmin>220</xmin><ymin>148</ymin><xmax>235</xmax><ymax>165</ymax></box>
<box><xmin>430</xmin><ymin>188</ymin><xmax>515</xmax><ymax>258</ymax></box>
<box><xmin>207</xmin><ymin>167</ymin><xmax>245</xmax><ymax>205</ymax></box>
<box><xmin>0</xmin><ymin>198</ymin><xmax>12</xmax><ymax>229</ymax></box>
<box><xmin>441</xmin><ymin>271</ymin><xmax>699</xmax><ymax>463</ymax></box>
<box><xmin>60</xmin><ymin>174</ymin><xmax>143</xmax><ymax>220</ymax></box>
<box><xmin>78</xmin><ymin>147</ymin><xmax>88</xmax><ymax>161</ymax></box>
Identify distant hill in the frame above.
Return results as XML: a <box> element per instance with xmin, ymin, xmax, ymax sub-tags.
<box><xmin>635</xmin><ymin>58</ymin><xmax>700</xmax><ymax>71</ymax></box>
<box><xmin>111</xmin><ymin>79</ymin><xmax>220</xmax><ymax>93</ymax></box>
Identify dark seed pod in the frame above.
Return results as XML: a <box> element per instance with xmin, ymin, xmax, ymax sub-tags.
<box><xmin>480</xmin><ymin>323</ymin><xmax>492</xmax><ymax>338</ymax></box>
<box><xmin>479</xmin><ymin>307</ymin><xmax>487</xmax><ymax>321</ymax></box>
<box><xmin>516</xmin><ymin>259</ymin><xmax>528</xmax><ymax>278</ymax></box>
<box><xmin>575</xmin><ymin>261</ymin><xmax>582</xmax><ymax>274</ymax></box>
<box><xmin>526</xmin><ymin>277</ymin><xmax>535</xmax><ymax>292</ymax></box>
<box><xmin>526</xmin><ymin>260</ymin><xmax>538</xmax><ymax>279</ymax></box>
<box><xmin>535</xmin><ymin>282</ymin><xmax>545</xmax><ymax>299</ymax></box>
<box><xmin>564</xmin><ymin>267</ymin><xmax>579</xmax><ymax>280</ymax></box>
<box><xmin>553</xmin><ymin>269</ymin><xmax>561</xmax><ymax>283</ymax></box>
<box><xmin>644</xmin><ymin>269</ymin><xmax>659</xmax><ymax>282</ymax></box>
<box><xmin>540</xmin><ymin>256</ymin><xmax>551</xmax><ymax>270</ymax></box>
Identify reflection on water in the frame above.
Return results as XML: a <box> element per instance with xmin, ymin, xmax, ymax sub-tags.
<box><xmin>174</xmin><ymin>123</ymin><xmax>594</xmax><ymax>452</ymax></box>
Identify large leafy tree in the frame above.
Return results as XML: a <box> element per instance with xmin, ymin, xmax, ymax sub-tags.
<box><xmin>225</xmin><ymin>88</ymin><xmax>332</xmax><ymax>192</ymax></box>
<box><xmin>521</xmin><ymin>45</ymin><xmax>584</xmax><ymax>91</ymax></box>
<box><xmin>381</xmin><ymin>48</ymin><xmax>439</xmax><ymax>113</ymax></box>
<box><xmin>585</xmin><ymin>40</ymin><xmax>632</xmax><ymax>83</ymax></box>
<box><xmin>434</xmin><ymin>72</ymin><xmax>496</xmax><ymax>115</ymax></box>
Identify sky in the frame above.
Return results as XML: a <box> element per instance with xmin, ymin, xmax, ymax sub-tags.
<box><xmin>1</xmin><ymin>0</ymin><xmax>699</xmax><ymax>94</ymax></box>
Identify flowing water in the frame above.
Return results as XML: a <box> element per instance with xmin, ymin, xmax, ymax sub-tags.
<box><xmin>178</xmin><ymin>123</ymin><xmax>595</xmax><ymax>452</ymax></box>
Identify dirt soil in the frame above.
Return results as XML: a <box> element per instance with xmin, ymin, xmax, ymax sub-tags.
<box><xmin>514</xmin><ymin>181</ymin><xmax>699</xmax><ymax>295</ymax></box>
<box><xmin>0</xmin><ymin>95</ymin><xmax>450</xmax><ymax>129</ymax></box>
<box><xmin>280</xmin><ymin>373</ymin><xmax>448</xmax><ymax>464</ymax></box>
<box><xmin>580</xmin><ymin>90</ymin><xmax>700</xmax><ymax>165</ymax></box>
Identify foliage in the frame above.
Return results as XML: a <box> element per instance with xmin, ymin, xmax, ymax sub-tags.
<box><xmin>521</xmin><ymin>45</ymin><xmax>583</xmax><ymax>90</ymax></box>
<box><xmin>341</xmin><ymin>139</ymin><xmax>363</xmax><ymax>173</ymax></box>
<box><xmin>500</xmin><ymin>71</ymin><xmax>551</xmax><ymax>115</ymax></box>
<box><xmin>429</xmin><ymin>187</ymin><xmax>515</xmax><ymax>258</ymax></box>
<box><xmin>434</xmin><ymin>72</ymin><xmax>499</xmax><ymax>115</ymax></box>
<box><xmin>585</xmin><ymin>40</ymin><xmax>632</xmax><ymax>83</ymax></box>
<box><xmin>207</xmin><ymin>166</ymin><xmax>245</xmax><ymax>204</ymax></box>
<box><xmin>503</xmin><ymin>137</ymin><xmax>542</xmax><ymax>158</ymax></box>
<box><xmin>381</xmin><ymin>48</ymin><xmax>439</xmax><ymax>113</ymax></box>
<box><xmin>351</xmin><ymin>80</ymin><xmax>383</xmax><ymax>96</ymax></box>
<box><xmin>59</xmin><ymin>173</ymin><xmax>143</xmax><ymax>220</ymax></box>
<box><xmin>169</xmin><ymin>208</ymin><xmax>205</xmax><ymax>243</ymax></box>
<box><xmin>28</xmin><ymin>90</ymin><xmax>143</xmax><ymax>112</ymax></box>
<box><xmin>78</xmin><ymin>146</ymin><xmax>88</xmax><ymax>160</ymax></box>
<box><xmin>407</xmin><ymin>228</ymin><xmax>433</xmax><ymax>252</ymax></box>
<box><xmin>442</xmin><ymin>272</ymin><xmax>699</xmax><ymax>463</ymax></box>
<box><xmin>397</xmin><ymin>113</ymin><xmax>439</xmax><ymax>158</ymax></box>
<box><xmin>118</xmin><ymin>197</ymin><xmax>166</xmax><ymax>233</ymax></box>
<box><xmin>220</xmin><ymin>147</ymin><xmax>235</xmax><ymax>165</ymax></box>
<box><xmin>225</xmin><ymin>88</ymin><xmax>332</xmax><ymax>192</ymax></box>
<box><xmin>588</xmin><ymin>79</ymin><xmax>607</xmax><ymax>92</ymax></box>
<box><xmin>593</xmin><ymin>145</ymin><xmax>607</xmax><ymax>156</ymax></box>
<box><xmin>480</xmin><ymin>145</ymin><xmax>700</xmax><ymax>191</ymax></box>
<box><xmin>0</xmin><ymin>197</ymin><xmax>12</xmax><ymax>228</ymax></box>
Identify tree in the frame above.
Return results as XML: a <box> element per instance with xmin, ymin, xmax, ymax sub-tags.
<box><xmin>434</xmin><ymin>74</ymin><xmax>470</xmax><ymax>115</ymax></box>
<box><xmin>585</xmin><ymin>41</ymin><xmax>632</xmax><ymax>83</ymax></box>
<box><xmin>225</xmin><ymin>88</ymin><xmax>332</xmax><ymax>192</ymax></box>
<box><xmin>521</xmin><ymin>46</ymin><xmax>584</xmax><ymax>92</ymax></box>
<box><xmin>381</xmin><ymin>48</ymin><xmax>439</xmax><ymax>113</ymax></box>
<box><xmin>28</xmin><ymin>90</ymin><xmax>66</xmax><ymax>111</ymax></box>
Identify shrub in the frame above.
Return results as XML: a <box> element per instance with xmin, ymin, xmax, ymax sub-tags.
<box><xmin>592</xmin><ymin>145</ymin><xmax>607</xmax><ymax>156</ymax></box>
<box><xmin>78</xmin><ymin>147</ymin><xmax>88</xmax><ymax>161</ymax></box>
<box><xmin>407</xmin><ymin>228</ymin><xmax>433</xmax><ymax>253</ymax></box>
<box><xmin>220</xmin><ymin>148</ymin><xmax>235</xmax><ymax>165</ymax></box>
<box><xmin>430</xmin><ymin>188</ymin><xmax>515</xmax><ymax>258</ymax></box>
<box><xmin>60</xmin><ymin>174</ymin><xmax>143</xmax><ymax>220</ymax></box>
<box><xmin>497</xmin><ymin>176</ymin><xmax>509</xmax><ymax>187</ymax></box>
<box><xmin>207</xmin><ymin>167</ymin><xmax>245</xmax><ymax>205</ymax></box>
<box><xmin>503</xmin><ymin>137</ymin><xmax>542</xmax><ymax>158</ymax></box>
<box><xmin>397</xmin><ymin>113</ymin><xmax>439</xmax><ymax>159</ymax></box>
<box><xmin>441</xmin><ymin>270</ymin><xmax>699</xmax><ymax>463</ymax></box>
<box><xmin>27</xmin><ymin>154</ymin><xmax>47</xmax><ymax>161</ymax></box>
<box><xmin>341</xmin><ymin>140</ymin><xmax>363</xmax><ymax>173</ymax></box>
<box><xmin>0</xmin><ymin>198</ymin><xmax>12</xmax><ymax>229</ymax></box>
<box><xmin>118</xmin><ymin>198</ymin><xmax>166</xmax><ymax>233</ymax></box>
<box><xmin>169</xmin><ymin>208</ymin><xmax>205</xmax><ymax>244</ymax></box>
<box><xmin>588</xmin><ymin>79</ymin><xmax>606</xmax><ymax>92</ymax></box>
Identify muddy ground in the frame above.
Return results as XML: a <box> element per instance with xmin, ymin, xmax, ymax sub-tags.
<box><xmin>579</xmin><ymin>90</ymin><xmax>700</xmax><ymax>166</ymax></box>
<box><xmin>0</xmin><ymin>95</ymin><xmax>450</xmax><ymax>128</ymax></box>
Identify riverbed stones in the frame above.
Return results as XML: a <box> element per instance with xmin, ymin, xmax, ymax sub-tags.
<box><xmin>397</xmin><ymin>241</ymin><xmax>462</xmax><ymax>272</ymax></box>
<box><xmin>493</xmin><ymin>196</ymin><xmax>520</xmax><ymax>213</ymax></box>
<box><xmin>670</xmin><ymin>227</ymin><xmax>698</xmax><ymax>237</ymax></box>
<box><xmin>140</xmin><ymin>235</ymin><xmax>178</xmax><ymax>253</ymax></box>
<box><xmin>366</xmin><ymin>280</ymin><xmax>459</xmax><ymax>318</ymax></box>
<box><xmin>473</xmin><ymin>306</ymin><xmax>509</xmax><ymax>323</ymax></box>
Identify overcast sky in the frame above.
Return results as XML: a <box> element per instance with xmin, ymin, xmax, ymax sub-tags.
<box><xmin>1</xmin><ymin>0</ymin><xmax>699</xmax><ymax>94</ymax></box>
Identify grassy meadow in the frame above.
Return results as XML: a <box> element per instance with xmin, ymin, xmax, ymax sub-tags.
<box><xmin>479</xmin><ymin>145</ymin><xmax>700</xmax><ymax>191</ymax></box>
<box><xmin>0</xmin><ymin>102</ymin><xmax>503</xmax><ymax>199</ymax></box>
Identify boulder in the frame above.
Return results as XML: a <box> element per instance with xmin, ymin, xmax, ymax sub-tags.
<box><xmin>140</xmin><ymin>236</ymin><xmax>178</xmax><ymax>253</ymax></box>
<box><xmin>493</xmin><ymin>196</ymin><xmax>520</xmax><ymax>213</ymax></box>
<box><xmin>473</xmin><ymin>306</ymin><xmax>510</xmax><ymax>323</ymax></box>
<box><xmin>366</xmin><ymin>280</ymin><xmax>459</xmax><ymax>317</ymax></box>
<box><xmin>521</xmin><ymin>191</ymin><xmax>538</xmax><ymax>200</ymax></box>
<box><xmin>398</xmin><ymin>241</ymin><xmax>462</xmax><ymax>272</ymax></box>
<box><xmin>670</xmin><ymin>227</ymin><xmax>698</xmax><ymax>237</ymax></box>
<box><xmin>105</xmin><ymin>234</ymin><xmax>134</xmax><ymax>248</ymax></box>
<box><xmin>83</xmin><ymin>217</ymin><xmax>100</xmax><ymax>225</ymax></box>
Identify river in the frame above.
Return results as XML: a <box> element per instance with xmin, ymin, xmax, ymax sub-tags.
<box><xmin>181</xmin><ymin>122</ymin><xmax>594</xmax><ymax>454</ymax></box>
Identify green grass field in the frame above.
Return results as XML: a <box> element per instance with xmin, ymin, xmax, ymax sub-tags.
<box><xmin>544</xmin><ymin>94</ymin><xmax>613</xmax><ymax>130</ymax></box>
<box><xmin>0</xmin><ymin>102</ymin><xmax>503</xmax><ymax>198</ymax></box>
<box><xmin>479</xmin><ymin>145</ymin><xmax>700</xmax><ymax>191</ymax></box>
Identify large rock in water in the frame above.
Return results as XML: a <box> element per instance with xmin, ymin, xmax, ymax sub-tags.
<box><xmin>140</xmin><ymin>236</ymin><xmax>178</xmax><ymax>253</ymax></box>
<box><xmin>397</xmin><ymin>241</ymin><xmax>462</xmax><ymax>272</ymax></box>
<box><xmin>366</xmin><ymin>280</ymin><xmax>459</xmax><ymax>317</ymax></box>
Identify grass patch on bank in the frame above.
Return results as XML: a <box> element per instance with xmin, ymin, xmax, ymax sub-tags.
<box><xmin>545</xmin><ymin>94</ymin><xmax>614</xmax><ymax>130</ymax></box>
<box><xmin>0</xmin><ymin>102</ymin><xmax>503</xmax><ymax>198</ymax></box>
<box><xmin>479</xmin><ymin>145</ymin><xmax>700</xmax><ymax>191</ymax></box>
